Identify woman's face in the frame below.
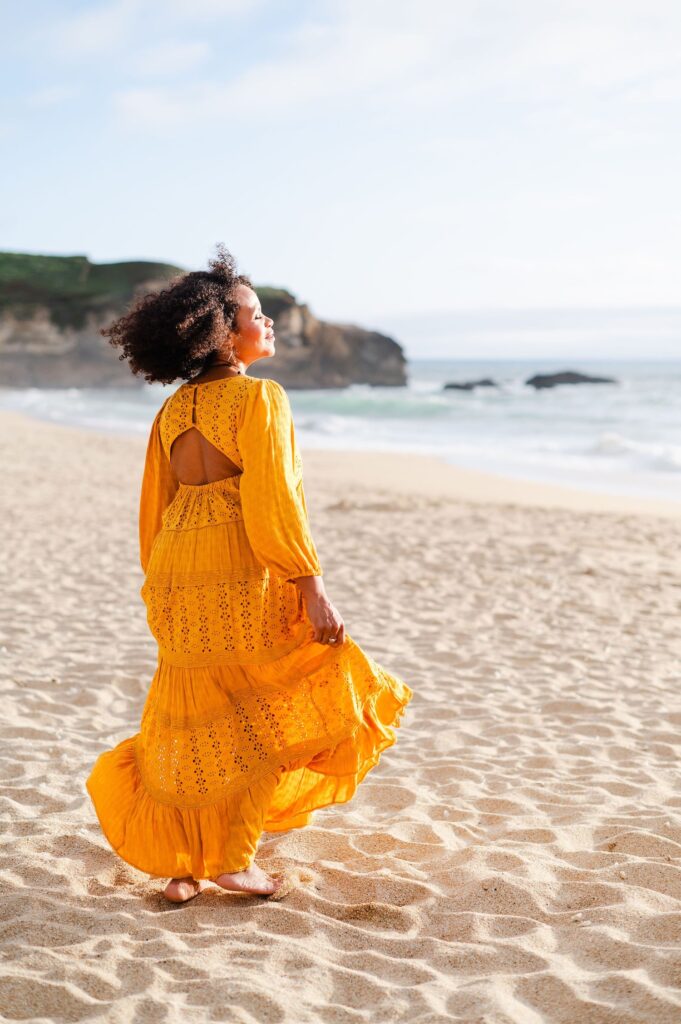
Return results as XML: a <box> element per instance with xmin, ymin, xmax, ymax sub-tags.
<box><xmin>229</xmin><ymin>284</ymin><xmax>275</xmax><ymax>366</ymax></box>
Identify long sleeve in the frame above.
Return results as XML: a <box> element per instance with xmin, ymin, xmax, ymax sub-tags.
<box><xmin>139</xmin><ymin>400</ymin><xmax>179</xmax><ymax>575</ymax></box>
<box><xmin>236</xmin><ymin>378</ymin><xmax>322</xmax><ymax>581</ymax></box>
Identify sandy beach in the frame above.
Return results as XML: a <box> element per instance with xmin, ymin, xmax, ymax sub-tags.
<box><xmin>2</xmin><ymin>405</ymin><xmax>681</xmax><ymax>1024</ymax></box>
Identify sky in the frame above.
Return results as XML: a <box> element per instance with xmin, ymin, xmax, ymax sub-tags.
<box><xmin>2</xmin><ymin>0</ymin><xmax>680</xmax><ymax>358</ymax></box>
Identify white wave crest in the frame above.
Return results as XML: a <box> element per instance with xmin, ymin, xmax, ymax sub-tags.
<box><xmin>591</xmin><ymin>432</ymin><xmax>681</xmax><ymax>472</ymax></box>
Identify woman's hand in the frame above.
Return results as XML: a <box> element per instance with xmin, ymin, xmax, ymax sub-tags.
<box><xmin>306</xmin><ymin>592</ymin><xmax>345</xmax><ymax>646</ymax></box>
<box><xmin>292</xmin><ymin>574</ymin><xmax>345</xmax><ymax>646</ymax></box>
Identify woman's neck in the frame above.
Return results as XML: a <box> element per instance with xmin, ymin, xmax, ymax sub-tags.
<box><xmin>189</xmin><ymin>359</ymin><xmax>248</xmax><ymax>384</ymax></box>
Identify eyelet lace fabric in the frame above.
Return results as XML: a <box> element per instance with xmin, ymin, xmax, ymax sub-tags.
<box><xmin>141</xmin><ymin>475</ymin><xmax>308</xmax><ymax>667</ymax></box>
<box><xmin>86</xmin><ymin>377</ymin><xmax>413</xmax><ymax>880</ymax></box>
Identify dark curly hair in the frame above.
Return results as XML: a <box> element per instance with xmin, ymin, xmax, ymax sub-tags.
<box><xmin>102</xmin><ymin>244</ymin><xmax>254</xmax><ymax>385</ymax></box>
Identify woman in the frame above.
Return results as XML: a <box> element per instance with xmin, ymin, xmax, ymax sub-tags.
<box><xmin>86</xmin><ymin>245</ymin><xmax>413</xmax><ymax>903</ymax></box>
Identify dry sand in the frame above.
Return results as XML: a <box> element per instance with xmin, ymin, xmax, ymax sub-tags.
<box><xmin>1</xmin><ymin>406</ymin><xmax>681</xmax><ymax>1024</ymax></box>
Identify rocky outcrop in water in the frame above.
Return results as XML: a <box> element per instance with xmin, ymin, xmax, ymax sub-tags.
<box><xmin>0</xmin><ymin>252</ymin><xmax>407</xmax><ymax>389</ymax></box>
<box><xmin>526</xmin><ymin>371</ymin><xmax>617</xmax><ymax>389</ymax></box>
<box><xmin>443</xmin><ymin>378</ymin><xmax>497</xmax><ymax>391</ymax></box>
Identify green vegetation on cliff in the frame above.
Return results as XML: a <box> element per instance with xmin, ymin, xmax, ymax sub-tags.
<box><xmin>0</xmin><ymin>252</ymin><xmax>187</xmax><ymax>330</ymax></box>
<box><xmin>0</xmin><ymin>252</ymin><xmax>300</xmax><ymax>330</ymax></box>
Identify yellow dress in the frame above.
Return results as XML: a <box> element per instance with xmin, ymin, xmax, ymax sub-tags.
<box><xmin>86</xmin><ymin>375</ymin><xmax>413</xmax><ymax>879</ymax></box>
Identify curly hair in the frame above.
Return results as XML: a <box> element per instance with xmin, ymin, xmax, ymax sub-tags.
<box><xmin>102</xmin><ymin>244</ymin><xmax>254</xmax><ymax>385</ymax></box>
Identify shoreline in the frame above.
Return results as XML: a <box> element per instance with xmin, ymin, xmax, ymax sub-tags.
<box><xmin>3</xmin><ymin>406</ymin><xmax>679</xmax><ymax>520</ymax></box>
<box><xmin>302</xmin><ymin>447</ymin><xmax>681</xmax><ymax>520</ymax></box>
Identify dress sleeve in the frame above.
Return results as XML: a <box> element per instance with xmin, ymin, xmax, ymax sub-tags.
<box><xmin>139</xmin><ymin>400</ymin><xmax>179</xmax><ymax>574</ymax></box>
<box><xmin>236</xmin><ymin>378</ymin><xmax>323</xmax><ymax>582</ymax></box>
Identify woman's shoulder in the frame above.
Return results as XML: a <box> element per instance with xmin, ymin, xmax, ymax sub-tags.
<box><xmin>248</xmin><ymin>375</ymin><xmax>285</xmax><ymax>392</ymax></box>
<box><xmin>236</xmin><ymin>378</ymin><xmax>294</xmax><ymax>436</ymax></box>
<box><xmin>243</xmin><ymin>376</ymin><xmax>290</xmax><ymax>405</ymax></box>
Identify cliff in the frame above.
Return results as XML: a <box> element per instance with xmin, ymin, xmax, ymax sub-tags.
<box><xmin>0</xmin><ymin>252</ymin><xmax>407</xmax><ymax>389</ymax></box>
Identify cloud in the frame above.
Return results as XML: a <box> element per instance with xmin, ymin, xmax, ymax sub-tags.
<box><xmin>54</xmin><ymin>0</ymin><xmax>139</xmax><ymax>57</ymax></box>
<box><xmin>25</xmin><ymin>85</ymin><xmax>78</xmax><ymax>109</ymax></box>
<box><xmin>131</xmin><ymin>40</ymin><xmax>211</xmax><ymax>77</ymax></box>
<box><xmin>113</xmin><ymin>87</ymin><xmax>190</xmax><ymax>129</ymax></box>
<box><xmin>51</xmin><ymin>0</ymin><xmax>264</xmax><ymax>59</ymax></box>
<box><xmin>109</xmin><ymin>0</ymin><xmax>681</xmax><ymax>135</ymax></box>
<box><xmin>112</xmin><ymin>5</ymin><xmax>434</xmax><ymax>128</ymax></box>
<box><xmin>164</xmin><ymin>0</ymin><xmax>264</xmax><ymax>15</ymax></box>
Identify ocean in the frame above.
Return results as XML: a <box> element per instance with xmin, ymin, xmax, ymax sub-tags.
<box><xmin>2</xmin><ymin>359</ymin><xmax>679</xmax><ymax>501</ymax></box>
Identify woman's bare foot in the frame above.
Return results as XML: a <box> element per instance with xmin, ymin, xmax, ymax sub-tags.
<box><xmin>163</xmin><ymin>876</ymin><xmax>210</xmax><ymax>903</ymax></box>
<box><xmin>211</xmin><ymin>862</ymin><xmax>282</xmax><ymax>896</ymax></box>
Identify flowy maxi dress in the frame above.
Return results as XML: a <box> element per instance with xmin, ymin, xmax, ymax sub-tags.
<box><xmin>86</xmin><ymin>374</ymin><xmax>413</xmax><ymax>880</ymax></box>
